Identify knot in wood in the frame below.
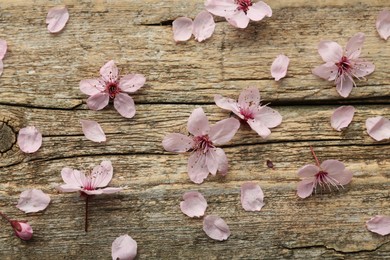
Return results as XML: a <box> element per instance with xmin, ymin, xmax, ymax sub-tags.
<box><xmin>0</xmin><ymin>121</ymin><xmax>16</xmax><ymax>153</ymax></box>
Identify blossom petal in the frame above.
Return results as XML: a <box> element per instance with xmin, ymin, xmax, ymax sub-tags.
<box><xmin>336</xmin><ymin>75</ymin><xmax>354</xmax><ymax>98</ymax></box>
<box><xmin>376</xmin><ymin>10</ymin><xmax>390</xmax><ymax>40</ymax></box>
<box><xmin>46</xmin><ymin>6</ymin><xmax>69</xmax><ymax>33</ymax></box>
<box><xmin>204</xmin><ymin>0</ymin><xmax>237</xmax><ymax>17</ymax></box>
<box><xmin>112</xmin><ymin>234</ymin><xmax>137</xmax><ymax>260</ymax></box>
<box><xmin>318</xmin><ymin>41</ymin><xmax>343</xmax><ymax>63</ymax></box>
<box><xmin>247</xmin><ymin>119</ymin><xmax>271</xmax><ymax>139</ymax></box>
<box><xmin>297</xmin><ymin>164</ymin><xmax>319</xmax><ymax>178</ymax></box>
<box><xmin>16</xmin><ymin>189</ymin><xmax>51</xmax><ymax>213</ymax></box>
<box><xmin>56</xmin><ymin>184</ymin><xmax>81</xmax><ymax>193</ymax></box>
<box><xmin>100</xmin><ymin>60</ymin><xmax>118</xmax><ymax>82</ymax></box>
<box><xmin>241</xmin><ymin>182</ymin><xmax>265</xmax><ymax>212</ymax></box>
<box><xmin>246</xmin><ymin>1</ymin><xmax>272</xmax><ymax>21</ymax></box>
<box><xmin>17</xmin><ymin>126</ymin><xmax>43</xmax><ymax>153</ymax></box>
<box><xmin>187</xmin><ymin>107</ymin><xmax>210</xmax><ymax>136</ymax></box>
<box><xmin>90</xmin><ymin>187</ymin><xmax>122</xmax><ymax>195</ymax></box>
<box><xmin>206</xmin><ymin>148</ymin><xmax>219</xmax><ymax>175</ymax></box>
<box><xmin>92</xmin><ymin>160</ymin><xmax>113</xmax><ymax>188</ymax></box>
<box><xmin>271</xmin><ymin>54</ymin><xmax>289</xmax><ymax>81</ymax></box>
<box><xmin>254</xmin><ymin>106</ymin><xmax>282</xmax><ymax>128</ymax></box>
<box><xmin>312</xmin><ymin>62</ymin><xmax>338</xmax><ymax>81</ymax></box>
<box><xmin>321</xmin><ymin>160</ymin><xmax>345</xmax><ymax>175</ymax></box>
<box><xmin>61</xmin><ymin>168</ymin><xmax>83</xmax><ymax>187</ymax></box>
<box><xmin>209</xmin><ymin>118</ymin><xmax>240</xmax><ymax>145</ymax></box>
<box><xmin>193</xmin><ymin>11</ymin><xmax>215</xmax><ymax>42</ymax></box>
<box><xmin>216</xmin><ymin>148</ymin><xmax>228</xmax><ymax>176</ymax></box>
<box><xmin>114</xmin><ymin>93</ymin><xmax>136</xmax><ymax>118</ymax></box>
<box><xmin>366</xmin><ymin>116</ymin><xmax>390</xmax><ymax>141</ymax></box>
<box><xmin>352</xmin><ymin>61</ymin><xmax>375</xmax><ymax>78</ymax></box>
<box><xmin>345</xmin><ymin>32</ymin><xmax>365</xmax><ymax>60</ymax></box>
<box><xmin>214</xmin><ymin>94</ymin><xmax>241</xmax><ymax>117</ymax></box>
<box><xmin>87</xmin><ymin>93</ymin><xmax>109</xmax><ymax>110</ymax></box>
<box><xmin>330</xmin><ymin>169</ymin><xmax>353</xmax><ymax>186</ymax></box>
<box><xmin>180</xmin><ymin>191</ymin><xmax>208</xmax><ymax>218</ymax></box>
<box><xmin>0</xmin><ymin>39</ymin><xmax>7</xmax><ymax>60</ymax></box>
<box><xmin>119</xmin><ymin>74</ymin><xmax>146</xmax><ymax>93</ymax></box>
<box><xmin>172</xmin><ymin>17</ymin><xmax>193</xmax><ymax>42</ymax></box>
<box><xmin>238</xmin><ymin>87</ymin><xmax>260</xmax><ymax>108</ymax></box>
<box><xmin>331</xmin><ymin>106</ymin><xmax>355</xmax><ymax>131</ymax></box>
<box><xmin>188</xmin><ymin>152</ymin><xmax>209</xmax><ymax>184</ymax></box>
<box><xmin>80</xmin><ymin>79</ymin><xmax>105</xmax><ymax>96</ymax></box>
<box><xmin>297</xmin><ymin>179</ymin><xmax>315</xmax><ymax>199</ymax></box>
<box><xmin>203</xmin><ymin>215</ymin><xmax>230</xmax><ymax>241</ymax></box>
<box><xmin>366</xmin><ymin>215</ymin><xmax>390</xmax><ymax>236</ymax></box>
<box><xmin>162</xmin><ymin>133</ymin><xmax>194</xmax><ymax>153</ymax></box>
<box><xmin>80</xmin><ymin>119</ymin><xmax>106</xmax><ymax>143</ymax></box>
<box><xmin>226</xmin><ymin>11</ymin><xmax>250</xmax><ymax>29</ymax></box>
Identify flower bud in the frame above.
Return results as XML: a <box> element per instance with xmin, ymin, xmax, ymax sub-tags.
<box><xmin>10</xmin><ymin>221</ymin><xmax>33</xmax><ymax>241</ymax></box>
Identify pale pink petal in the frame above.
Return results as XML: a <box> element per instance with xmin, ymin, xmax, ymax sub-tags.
<box><xmin>162</xmin><ymin>133</ymin><xmax>194</xmax><ymax>153</ymax></box>
<box><xmin>247</xmin><ymin>119</ymin><xmax>271</xmax><ymax>138</ymax></box>
<box><xmin>56</xmin><ymin>184</ymin><xmax>81</xmax><ymax>193</ymax></box>
<box><xmin>16</xmin><ymin>189</ymin><xmax>51</xmax><ymax>213</ymax></box>
<box><xmin>254</xmin><ymin>106</ymin><xmax>282</xmax><ymax>128</ymax></box>
<box><xmin>0</xmin><ymin>60</ymin><xmax>3</xmax><ymax>76</ymax></box>
<box><xmin>180</xmin><ymin>191</ymin><xmax>208</xmax><ymax>217</ymax></box>
<box><xmin>376</xmin><ymin>10</ymin><xmax>390</xmax><ymax>40</ymax></box>
<box><xmin>119</xmin><ymin>74</ymin><xmax>146</xmax><ymax>93</ymax></box>
<box><xmin>336</xmin><ymin>75</ymin><xmax>354</xmax><ymax>98</ymax></box>
<box><xmin>215</xmin><ymin>148</ymin><xmax>228</xmax><ymax>176</ymax></box>
<box><xmin>206</xmin><ymin>148</ymin><xmax>219</xmax><ymax>175</ymax></box>
<box><xmin>100</xmin><ymin>60</ymin><xmax>118</xmax><ymax>82</ymax></box>
<box><xmin>246</xmin><ymin>1</ymin><xmax>272</xmax><ymax>21</ymax></box>
<box><xmin>366</xmin><ymin>116</ymin><xmax>390</xmax><ymax>141</ymax></box>
<box><xmin>172</xmin><ymin>17</ymin><xmax>193</xmax><ymax>42</ymax></box>
<box><xmin>238</xmin><ymin>87</ymin><xmax>260</xmax><ymax>108</ymax></box>
<box><xmin>79</xmin><ymin>79</ymin><xmax>105</xmax><ymax>96</ymax></box>
<box><xmin>312</xmin><ymin>62</ymin><xmax>338</xmax><ymax>81</ymax></box>
<box><xmin>99</xmin><ymin>187</ymin><xmax>123</xmax><ymax>194</ymax></box>
<box><xmin>11</xmin><ymin>221</ymin><xmax>33</xmax><ymax>241</ymax></box>
<box><xmin>112</xmin><ymin>234</ymin><xmax>137</xmax><ymax>260</ymax></box>
<box><xmin>92</xmin><ymin>160</ymin><xmax>113</xmax><ymax>188</ymax></box>
<box><xmin>193</xmin><ymin>11</ymin><xmax>215</xmax><ymax>42</ymax></box>
<box><xmin>61</xmin><ymin>168</ymin><xmax>83</xmax><ymax>187</ymax></box>
<box><xmin>113</xmin><ymin>93</ymin><xmax>136</xmax><ymax>118</ymax></box>
<box><xmin>203</xmin><ymin>215</ymin><xmax>230</xmax><ymax>241</ymax></box>
<box><xmin>330</xmin><ymin>169</ymin><xmax>353</xmax><ymax>186</ymax></box>
<box><xmin>226</xmin><ymin>11</ymin><xmax>250</xmax><ymax>29</ymax></box>
<box><xmin>188</xmin><ymin>152</ymin><xmax>209</xmax><ymax>184</ymax></box>
<box><xmin>187</xmin><ymin>107</ymin><xmax>210</xmax><ymax>136</ymax></box>
<box><xmin>80</xmin><ymin>119</ymin><xmax>106</xmax><ymax>143</ymax></box>
<box><xmin>214</xmin><ymin>94</ymin><xmax>241</xmax><ymax>117</ymax></box>
<box><xmin>17</xmin><ymin>126</ymin><xmax>42</xmax><ymax>153</ymax></box>
<box><xmin>87</xmin><ymin>93</ymin><xmax>109</xmax><ymax>110</ymax></box>
<box><xmin>345</xmin><ymin>32</ymin><xmax>365</xmax><ymax>60</ymax></box>
<box><xmin>297</xmin><ymin>164</ymin><xmax>319</xmax><ymax>178</ymax></box>
<box><xmin>209</xmin><ymin>118</ymin><xmax>240</xmax><ymax>145</ymax></box>
<box><xmin>331</xmin><ymin>106</ymin><xmax>355</xmax><ymax>131</ymax></box>
<box><xmin>0</xmin><ymin>39</ymin><xmax>7</xmax><ymax>60</ymax></box>
<box><xmin>204</xmin><ymin>0</ymin><xmax>237</xmax><ymax>17</ymax></box>
<box><xmin>321</xmin><ymin>160</ymin><xmax>345</xmax><ymax>175</ymax></box>
<box><xmin>297</xmin><ymin>179</ymin><xmax>315</xmax><ymax>199</ymax></box>
<box><xmin>352</xmin><ymin>61</ymin><xmax>375</xmax><ymax>78</ymax></box>
<box><xmin>46</xmin><ymin>6</ymin><xmax>69</xmax><ymax>33</ymax></box>
<box><xmin>271</xmin><ymin>54</ymin><xmax>289</xmax><ymax>81</ymax></box>
<box><xmin>318</xmin><ymin>41</ymin><xmax>343</xmax><ymax>63</ymax></box>
<box><xmin>366</xmin><ymin>215</ymin><xmax>390</xmax><ymax>236</ymax></box>
<box><xmin>241</xmin><ymin>182</ymin><xmax>265</xmax><ymax>212</ymax></box>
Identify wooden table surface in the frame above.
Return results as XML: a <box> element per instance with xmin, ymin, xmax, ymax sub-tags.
<box><xmin>0</xmin><ymin>0</ymin><xmax>389</xmax><ymax>259</ymax></box>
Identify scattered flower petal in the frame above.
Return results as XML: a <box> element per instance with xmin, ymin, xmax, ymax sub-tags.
<box><xmin>16</xmin><ymin>189</ymin><xmax>50</xmax><ymax>213</ymax></box>
<box><xmin>193</xmin><ymin>11</ymin><xmax>215</xmax><ymax>42</ymax></box>
<box><xmin>173</xmin><ymin>17</ymin><xmax>193</xmax><ymax>42</ymax></box>
<box><xmin>46</xmin><ymin>6</ymin><xmax>69</xmax><ymax>33</ymax></box>
<box><xmin>366</xmin><ymin>116</ymin><xmax>390</xmax><ymax>141</ymax></box>
<box><xmin>203</xmin><ymin>215</ymin><xmax>230</xmax><ymax>241</ymax></box>
<box><xmin>80</xmin><ymin>119</ymin><xmax>106</xmax><ymax>143</ymax></box>
<box><xmin>180</xmin><ymin>191</ymin><xmax>207</xmax><ymax>217</ymax></box>
<box><xmin>241</xmin><ymin>182</ymin><xmax>265</xmax><ymax>211</ymax></box>
<box><xmin>0</xmin><ymin>39</ymin><xmax>7</xmax><ymax>60</ymax></box>
<box><xmin>112</xmin><ymin>234</ymin><xmax>137</xmax><ymax>260</ymax></box>
<box><xmin>376</xmin><ymin>10</ymin><xmax>390</xmax><ymax>40</ymax></box>
<box><xmin>366</xmin><ymin>215</ymin><xmax>390</xmax><ymax>236</ymax></box>
<box><xmin>10</xmin><ymin>221</ymin><xmax>33</xmax><ymax>241</ymax></box>
<box><xmin>271</xmin><ymin>54</ymin><xmax>289</xmax><ymax>81</ymax></box>
<box><xmin>330</xmin><ymin>106</ymin><xmax>355</xmax><ymax>131</ymax></box>
<box><xmin>17</xmin><ymin>126</ymin><xmax>43</xmax><ymax>153</ymax></box>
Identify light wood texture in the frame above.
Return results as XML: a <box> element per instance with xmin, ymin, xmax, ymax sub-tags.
<box><xmin>0</xmin><ymin>0</ymin><xmax>389</xmax><ymax>259</ymax></box>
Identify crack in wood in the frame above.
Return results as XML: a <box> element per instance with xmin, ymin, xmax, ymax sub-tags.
<box><xmin>0</xmin><ymin>121</ymin><xmax>17</xmax><ymax>154</ymax></box>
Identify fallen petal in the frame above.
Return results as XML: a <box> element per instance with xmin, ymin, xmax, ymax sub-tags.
<box><xmin>366</xmin><ymin>215</ymin><xmax>390</xmax><ymax>236</ymax></box>
<box><xmin>112</xmin><ymin>234</ymin><xmax>137</xmax><ymax>260</ymax></box>
<box><xmin>180</xmin><ymin>191</ymin><xmax>207</xmax><ymax>217</ymax></box>
<box><xmin>193</xmin><ymin>11</ymin><xmax>215</xmax><ymax>42</ymax></box>
<box><xmin>46</xmin><ymin>6</ymin><xmax>69</xmax><ymax>33</ymax></box>
<box><xmin>16</xmin><ymin>189</ymin><xmax>50</xmax><ymax>213</ymax></box>
<box><xmin>271</xmin><ymin>54</ymin><xmax>289</xmax><ymax>81</ymax></box>
<box><xmin>203</xmin><ymin>215</ymin><xmax>230</xmax><ymax>241</ymax></box>
<box><xmin>17</xmin><ymin>126</ymin><xmax>43</xmax><ymax>153</ymax></box>
<box><xmin>241</xmin><ymin>182</ymin><xmax>265</xmax><ymax>211</ymax></box>
<box><xmin>376</xmin><ymin>10</ymin><xmax>390</xmax><ymax>40</ymax></box>
<box><xmin>80</xmin><ymin>119</ymin><xmax>106</xmax><ymax>143</ymax></box>
<box><xmin>0</xmin><ymin>39</ymin><xmax>7</xmax><ymax>60</ymax></box>
<box><xmin>366</xmin><ymin>116</ymin><xmax>390</xmax><ymax>141</ymax></box>
<box><xmin>172</xmin><ymin>17</ymin><xmax>193</xmax><ymax>42</ymax></box>
<box><xmin>331</xmin><ymin>106</ymin><xmax>355</xmax><ymax>131</ymax></box>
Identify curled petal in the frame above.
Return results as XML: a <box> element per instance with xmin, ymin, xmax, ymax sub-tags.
<box><xmin>203</xmin><ymin>215</ymin><xmax>230</xmax><ymax>241</ymax></box>
<box><xmin>172</xmin><ymin>17</ymin><xmax>193</xmax><ymax>42</ymax></box>
<box><xmin>318</xmin><ymin>41</ymin><xmax>343</xmax><ymax>63</ymax></box>
<box><xmin>366</xmin><ymin>116</ymin><xmax>390</xmax><ymax>141</ymax></box>
<box><xmin>80</xmin><ymin>119</ymin><xmax>106</xmax><ymax>143</ymax></box>
<box><xmin>187</xmin><ymin>107</ymin><xmax>210</xmax><ymax>136</ymax></box>
<box><xmin>214</xmin><ymin>94</ymin><xmax>241</xmax><ymax>117</ymax></box>
<box><xmin>11</xmin><ymin>221</ymin><xmax>33</xmax><ymax>241</ymax></box>
<box><xmin>254</xmin><ymin>106</ymin><xmax>282</xmax><ymax>128</ymax></box>
<box><xmin>241</xmin><ymin>182</ymin><xmax>265</xmax><ymax>211</ymax></box>
<box><xmin>271</xmin><ymin>54</ymin><xmax>289</xmax><ymax>81</ymax></box>
<box><xmin>162</xmin><ymin>133</ymin><xmax>194</xmax><ymax>153</ymax></box>
<box><xmin>376</xmin><ymin>10</ymin><xmax>390</xmax><ymax>40</ymax></box>
<box><xmin>84</xmin><ymin>187</ymin><xmax>122</xmax><ymax>195</ymax></box>
<box><xmin>345</xmin><ymin>32</ymin><xmax>365</xmax><ymax>60</ymax></box>
<box><xmin>297</xmin><ymin>164</ymin><xmax>319</xmax><ymax>178</ymax></box>
<box><xmin>247</xmin><ymin>1</ymin><xmax>272</xmax><ymax>21</ymax></box>
<box><xmin>80</xmin><ymin>79</ymin><xmax>104</xmax><ymax>96</ymax></box>
<box><xmin>114</xmin><ymin>93</ymin><xmax>136</xmax><ymax>118</ymax></box>
<box><xmin>238</xmin><ymin>87</ymin><xmax>260</xmax><ymax>108</ymax></box>
<box><xmin>204</xmin><ymin>0</ymin><xmax>237</xmax><ymax>17</ymax></box>
<box><xmin>17</xmin><ymin>126</ymin><xmax>42</xmax><ymax>153</ymax></box>
<box><xmin>112</xmin><ymin>234</ymin><xmax>137</xmax><ymax>260</ymax></box>
<box><xmin>100</xmin><ymin>60</ymin><xmax>118</xmax><ymax>82</ymax></box>
<box><xmin>193</xmin><ymin>11</ymin><xmax>215</xmax><ymax>42</ymax></box>
<box><xmin>366</xmin><ymin>215</ymin><xmax>390</xmax><ymax>236</ymax></box>
<box><xmin>312</xmin><ymin>62</ymin><xmax>338</xmax><ymax>81</ymax></box>
<box><xmin>46</xmin><ymin>6</ymin><xmax>69</xmax><ymax>33</ymax></box>
<box><xmin>119</xmin><ymin>74</ymin><xmax>146</xmax><ymax>93</ymax></box>
<box><xmin>188</xmin><ymin>152</ymin><xmax>209</xmax><ymax>184</ymax></box>
<box><xmin>209</xmin><ymin>117</ymin><xmax>240</xmax><ymax>145</ymax></box>
<box><xmin>180</xmin><ymin>191</ymin><xmax>208</xmax><ymax>218</ymax></box>
<box><xmin>331</xmin><ymin>106</ymin><xmax>355</xmax><ymax>131</ymax></box>
<box><xmin>297</xmin><ymin>179</ymin><xmax>315</xmax><ymax>199</ymax></box>
<box><xmin>247</xmin><ymin>119</ymin><xmax>271</xmax><ymax>139</ymax></box>
<box><xmin>87</xmin><ymin>92</ymin><xmax>109</xmax><ymax>111</ymax></box>
<box><xmin>321</xmin><ymin>160</ymin><xmax>345</xmax><ymax>175</ymax></box>
<box><xmin>16</xmin><ymin>189</ymin><xmax>51</xmax><ymax>213</ymax></box>
<box><xmin>336</xmin><ymin>75</ymin><xmax>354</xmax><ymax>98</ymax></box>
<box><xmin>226</xmin><ymin>11</ymin><xmax>250</xmax><ymax>29</ymax></box>
<box><xmin>0</xmin><ymin>39</ymin><xmax>7</xmax><ymax>60</ymax></box>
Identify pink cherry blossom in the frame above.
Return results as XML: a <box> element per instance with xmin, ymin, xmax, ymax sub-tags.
<box><xmin>16</xmin><ymin>189</ymin><xmax>51</xmax><ymax>213</ymax></box>
<box><xmin>366</xmin><ymin>215</ymin><xmax>390</xmax><ymax>236</ymax></box>
<box><xmin>297</xmin><ymin>147</ymin><xmax>353</xmax><ymax>199</ymax></box>
<box><xmin>366</xmin><ymin>116</ymin><xmax>390</xmax><ymax>141</ymax></box>
<box><xmin>112</xmin><ymin>234</ymin><xmax>137</xmax><ymax>260</ymax></box>
<box><xmin>271</xmin><ymin>54</ymin><xmax>289</xmax><ymax>81</ymax></box>
<box><xmin>205</xmin><ymin>0</ymin><xmax>272</xmax><ymax>29</ymax></box>
<box><xmin>17</xmin><ymin>126</ymin><xmax>43</xmax><ymax>153</ymax></box>
<box><xmin>11</xmin><ymin>221</ymin><xmax>33</xmax><ymax>241</ymax></box>
<box><xmin>376</xmin><ymin>10</ymin><xmax>390</xmax><ymax>40</ymax></box>
<box><xmin>80</xmin><ymin>119</ymin><xmax>106</xmax><ymax>143</ymax></box>
<box><xmin>80</xmin><ymin>60</ymin><xmax>146</xmax><ymax>118</ymax></box>
<box><xmin>172</xmin><ymin>11</ymin><xmax>215</xmax><ymax>42</ymax></box>
<box><xmin>162</xmin><ymin>107</ymin><xmax>240</xmax><ymax>184</ymax></box>
<box><xmin>312</xmin><ymin>33</ymin><xmax>375</xmax><ymax>98</ymax></box>
<box><xmin>215</xmin><ymin>87</ymin><xmax>282</xmax><ymax>138</ymax></box>
<box><xmin>241</xmin><ymin>182</ymin><xmax>265</xmax><ymax>211</ymax></box>
<box><xmin>180</xmin><ymin>191</ymin><xmax>208</xmax><ymax>217</ymax></box>
<box><xmin>46</xmin><ymin>6</ymin><xmax>69</xmax><ymax>33</ymax></box>
<box><xmin>330</xmin><ymin>106</ymin><xmax>355</xmax><ymax>131</ymax></box>
<box><xmin>203</xmin><ymin>215</ymin><xmax>230</xmax><ymax>241</ymax></box>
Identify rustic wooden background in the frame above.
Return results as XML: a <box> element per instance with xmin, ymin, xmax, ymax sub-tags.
<box><xmin>0</xmin><ymin>0</ymin><xmax>389</xmax><ymax>259</ymax></box>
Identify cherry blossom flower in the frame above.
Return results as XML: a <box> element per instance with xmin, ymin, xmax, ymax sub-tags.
<box><xmin>0</xmin><ymin>39</ymin><xmax>7</xmax><ymax>76</ymax></box>
<box><xmin>241</xmin><ymin>182</ymin><xmax>265</xmax><ymax>211</ymax></box>
<box><xmin>312</xmin><ymin>33</ymin><xmax>375</xmax><ymax>98</ymax></box>
<box><xmin>16</xmin><ymin>189</ymin><xmax>51</xmax><ymax>213</ymax></box>
<box><xmin>173</xmin><ymin>11</ymin><xmax>215</xmax><ymax>42</ymax></box>
<box><xmin>46</xmin><ymin>6</ymin><xmax>69</xmax><ymax>33</ymax></box>
<box><xmin>180</xmin><ymin>191</ymin><xmax>208</xmax><ymax>217</ymax></box>
<box><xmin>366</xmin><ymin>215</ymin><xmax>390</xmax><ymax>236</ymax></box>
<box><xmin>376</xmin><ymin>10</ymin><xmax>390</xmax><ymax>40</ymax></box>
<box><xmin>0</xmin><ymin>212</ymin><xmax>33</xmax><ymax>241</ymax></box>
<box><xmin>112</xmin><ymin>234</ymin><xmax>137</xmax><ymax>260</ymax></box>
<box><xmin>297</xmin><ymin>146</ymin><xmax>353</xmax><ymax>199</ymax></box>
<box><xmin>271</xmin><ymin>54</ymin><xmax>289</xmax><ymax>81</ymax></box>
<box><xmin>80</xmin><ymin>119</ymin><xmax>106</xmax><ymax>143</ymax></box>
<box><xmin>366</xmin><ymin>116</ymin><xmax>390</xmax><ymax>141</ymax></box>
<box><xmin>17</xmin><ymin>126</ymin><xmax>43</xmax><ymax>153</ymax></box>
<box><xmin>205</xmin><ymin>0</ymin><xmax>272</xmax><ymax>29</ymax></box>
<box><xmin>162</xmin><ymin>107</ymin><xmax>240</xmax><ymax>184</ymax></box>
<box><xmin>203</xmin><ymin>215</ymin><xmax>230</xmax><ymax>241</ymax></box>
<box><xmin>80</xmin><ymin>60</ymin><xmax>146</xmax><ymax>118</ymax></box>
<box><xmin>214</xmin><ymin>87</ymin><xmax>282</xmax><ymax>138</ymax></box>
<box><xmin>330</xmin><ymin>106</ymin><xmax>355</xmax><ymax>131</ymax></box>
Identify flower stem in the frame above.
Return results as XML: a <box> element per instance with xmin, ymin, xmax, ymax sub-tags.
<box><xmin>85</xmin><ymin>195</ymin><xmax>89</xmax><ymax>232</ymax></box>
<box><xmin>310</xmin><ymin>146</ymin><xmax>320</xmax><ymax>167</ymax></box>
<box><xmin>0</xmin><ymin>211</ymin><xmax>11</xmax><ymax>223</ymax></box>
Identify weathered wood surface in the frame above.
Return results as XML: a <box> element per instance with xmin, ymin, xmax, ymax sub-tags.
<box><xmin>0</xmin><ymin>0</ymin><xmax>389</xmax><ymax>259</ymax></box>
